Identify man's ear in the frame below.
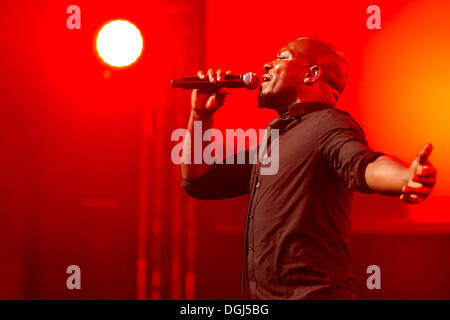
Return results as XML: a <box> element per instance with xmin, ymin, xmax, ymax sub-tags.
<box><xmin>303</xmin><ymin>65</ymin><xmax>321</xmax><ymax>85</ymax></box>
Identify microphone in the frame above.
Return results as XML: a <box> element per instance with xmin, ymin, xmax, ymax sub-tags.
<box><xmin>171</xmin><ymin>72</ymin><xmax>260</xmax><ymax>90</ymax></box>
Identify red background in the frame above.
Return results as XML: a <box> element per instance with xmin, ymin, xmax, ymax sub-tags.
<box><xmin>0</xmin><ymin>0</ymin><xmax>449</xmax><ymax>299</ymax></box>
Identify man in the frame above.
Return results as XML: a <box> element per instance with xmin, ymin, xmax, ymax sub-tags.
<box><xmin>180</xmin><ymin>38</ymin><xmax>437</xmax><ymax>299</ymax></box>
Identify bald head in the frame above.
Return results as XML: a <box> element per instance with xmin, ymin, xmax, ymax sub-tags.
<box><xmin>258</xmin><ymin>38</ymin><xmax>348</xmax><ymax>111</ymax></box>
<box><xmin>287</xmin><ymin>38</ymin><xmax>348</xmax><ymax>94</ymax></box>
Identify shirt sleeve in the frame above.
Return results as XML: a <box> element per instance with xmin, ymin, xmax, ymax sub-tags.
<box><xmin>318</xmin><ymin>109</ymin><xmax>384</xmax><ymax>193</ymax></box>
<box><xmin>181</xmin><ymin>149</ymin><xmax>253</xmax><ymax>200</ymax></box>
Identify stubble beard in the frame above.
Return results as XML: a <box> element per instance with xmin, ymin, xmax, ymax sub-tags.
<box><xmin>257</xmin><ymin>85</ymin><xmax>297</xmax><ymax>111</ymax></box>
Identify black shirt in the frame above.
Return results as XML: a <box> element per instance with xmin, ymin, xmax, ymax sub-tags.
<box><xmin>182</xmin><ymin>102</ymin><xmax>384</xmax><ymax>299</ymax></box>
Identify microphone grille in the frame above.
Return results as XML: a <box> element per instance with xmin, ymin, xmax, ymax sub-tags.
<box><xmin>242</xmin><ymin>72</ymin><xmax>260</xmax><ymax>90</ymax></box>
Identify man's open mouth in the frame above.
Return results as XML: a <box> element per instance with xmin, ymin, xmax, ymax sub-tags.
<box><xmin>262</xmin><ymin>75</ymin><xmax>271</xmax><ymax>82</ymax></box>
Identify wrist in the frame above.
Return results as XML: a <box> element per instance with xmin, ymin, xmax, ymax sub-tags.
<box><xmin>191</xmin><ymin>108</ymin><xmax>214</xmax><ymax>121</ymax></box>
<box><xmin>403</xmin><ymin>167</ymin><xmax>412</xmax><ymax>185</ymax></box>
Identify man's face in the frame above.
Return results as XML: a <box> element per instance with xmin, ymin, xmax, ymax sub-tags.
<box><xmin>258</xmin><ymin>42</ymin><xmax>307</xmax><ymax>109</ymax></box>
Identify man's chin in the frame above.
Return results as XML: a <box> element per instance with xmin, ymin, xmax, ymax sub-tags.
<box><xmin>257</xmin><ymin>88</ymin><xmax>297</xmax><ymax>111</ymax></box>
<box><xmin>257</xmin><ymin>92</ymin><xmax>278</xmax><ymax>109</ymax></box>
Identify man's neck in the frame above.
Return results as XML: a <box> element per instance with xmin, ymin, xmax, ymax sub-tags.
<box><xmin>276</xmin><ymin>100</ymin><xmax>335</xmax><ymax>118</ymax></box>
<box><xmin>276</xmin><ymin>107</ymin><xmax>289</xmax><ymax>118</ymax></box>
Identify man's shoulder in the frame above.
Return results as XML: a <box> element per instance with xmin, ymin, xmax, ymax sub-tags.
<box><xmin>314</xmin><ymin>106</ymin><xmax>353</xmax><ymax>119</ymax></box>
<box><xmin>313</xmin><ymin>107</ymin><xmax>365</xmax><ymax>135</ymax></box>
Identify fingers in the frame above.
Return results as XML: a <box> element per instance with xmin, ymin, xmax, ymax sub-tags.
<box><xmin>207</xmin><ymin>69</ymin><xmax>215</xmax><ymax>83</ymax></box>
<box><xmin>416</xmin><ymin>164</ymin><xmax>437</xmax><ymax>177</ymax></box>
<box><xmin>412</xmin><ymin>174</ymin><xmax>436</xmax><ymax>187</ymax></box>
<box><xmin>216</xmin><ymin>69</ymin><xmax>224</xmax><ymax>82</ymax></box>
<box><xmin>413</xmin><ymin>164</ymin><xmax>437</xmax><ymax>188</ymax></box>
<box><xmin>218</xmin><ymin>70</ymin><xmax>232</xmax><ymax>96</ymax></box>
<box><xmin>196</xmin><ymin>69</ymin><xmax>232</xmax><ymax>83</ymax></box>
<box><xmin>197</xmin><ymin>70</ymin><xmax>206</xmax><ymax>80</ymax></box>
<box><xmin>402</xmin><ymin>185</ymin><xmax>432</xmax><ymax>197</ymax></box>
<box><xmin>400</xmin><ymin>184</ymin><xmax>433</xmax><ymax>204</ymax></box>
<box><xmin>401</xmin><ymin>143</ymin><xmax>437</xmax><ymax>205</ymax></box>
<box><xmin>195</xmin><ymin>69</ymin><xmax>233</xmax><ymax>98</ymax></box>
<box><xmin>400</xmin><ymin>193</ymin><xmax>425</xmax><ymax>204</ymax></box>
<box><xmin>412</xmin><ymin>164</ymin><xmax>437</xmax><ymax>187</ymax></box>
<box><xmin>418</xmin><ymin>143</ymin><xmax>433</xmax><ymax>165</ymax></box>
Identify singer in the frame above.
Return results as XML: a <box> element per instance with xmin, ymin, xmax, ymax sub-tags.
<box><xmin>180</xmin><ymin>38</ymin><xmax>437</xmax><ymax>299</ymax></box>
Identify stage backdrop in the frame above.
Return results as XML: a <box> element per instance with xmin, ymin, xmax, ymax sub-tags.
<box><xmin>0</xmin><ymin>0</ymin><xmax>449</xmax><ymax>299</ymax></box>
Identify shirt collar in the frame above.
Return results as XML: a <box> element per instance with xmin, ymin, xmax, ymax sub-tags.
<box><xmin>286</xmin><ymin>101</ymin><xmax>334</xmax><ymax>118</ymax></box>
<box><xmin>268</xmin><ymin>102</ymin><xmax>334</xmax><ymax>128</ymax></box>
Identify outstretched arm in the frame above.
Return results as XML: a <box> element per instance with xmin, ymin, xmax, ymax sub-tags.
<box><xmin>365</xmin><ymin>143</ymin><xmax>437</xmax><ymax>204</ymax></box>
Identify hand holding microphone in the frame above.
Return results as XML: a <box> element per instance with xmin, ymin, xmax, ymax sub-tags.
<box><xmin>171</xmin><ymin>70</ymin><xmax>260</xmax><ymax>90</ymax></box>
<box><xmin>172</xmin><ymin>69</ymin><xmax>260</xmax><ymax>118</ymax></box>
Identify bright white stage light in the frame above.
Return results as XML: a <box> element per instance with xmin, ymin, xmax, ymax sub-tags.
<box><xmin>96</xmin><ymin>20</ymin><xmax>143</xmax><ymax>68</ymax></box>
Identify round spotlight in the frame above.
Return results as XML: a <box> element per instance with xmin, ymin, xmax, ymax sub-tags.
<box><xmin>96</xmin><ymin>20</ymin><xmax>143</xmax><ymax>68</ymax></box>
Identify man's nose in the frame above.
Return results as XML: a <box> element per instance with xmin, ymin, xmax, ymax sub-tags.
<box><xmin>264</xmin><ymin>61</ymin><xmax>274</xmax><ymax>71</ymax></box>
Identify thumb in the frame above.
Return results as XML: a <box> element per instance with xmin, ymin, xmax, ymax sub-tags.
<box><xmin>417</xmin><ymin>143</ymin><xmax>433</xmax><ymax>165</ymax></box>
<box><xmin>214</xmin><ymin>88</ymin><xmax>231</xmax><ymax>106</ymax></box>
<box><xmin>217</xmin><ymin>87</ymin><xmax>231</xmax><ymax>96</ymax></box>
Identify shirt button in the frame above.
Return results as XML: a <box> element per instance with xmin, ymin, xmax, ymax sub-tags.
<box><xmin>256</xmin><ymin>182</ymin><xmax>261</xmax><ymax>188</ymax></box>
<box><xmin>249</xmin><ymin>245</ymin><xmax>253</xmax><ymax>250</ymax></box>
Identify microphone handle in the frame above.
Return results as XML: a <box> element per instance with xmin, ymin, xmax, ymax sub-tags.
<box><xmin>171</xmin><ymin>74</ymin><xmax>243</xmax><ymax>89</ymax></box>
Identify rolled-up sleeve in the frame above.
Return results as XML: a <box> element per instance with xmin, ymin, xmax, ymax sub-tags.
<box><xmin>318</xmin><ymin>110</ymin><xmax>384</xmax><ymax>193</ymax></box>
<box><xmin>181</xmin><ymin>149</ymin><xmax>253</xmax><ymax>200</ymax></box>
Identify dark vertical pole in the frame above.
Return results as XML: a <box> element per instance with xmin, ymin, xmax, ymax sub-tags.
<box><xmin>138</xmin><ymin>0</ymin><xmax>205</xmax><ymax>300</ymax></box>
